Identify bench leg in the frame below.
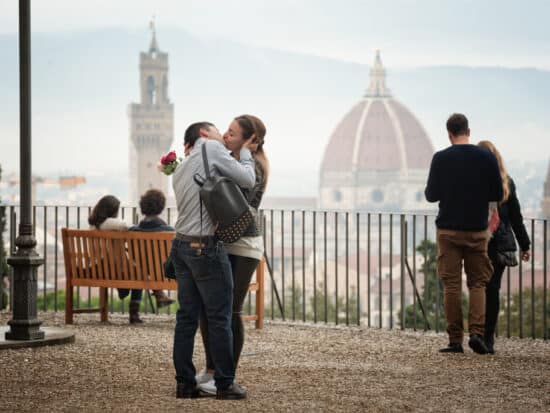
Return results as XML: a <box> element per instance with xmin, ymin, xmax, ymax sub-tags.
<box><xmin>65</xmin><ymin>282</ymin><xmax>74</xmax><ymax>324</ymax></box>
<box><xmin>100</xmin><ymin>287</ymin><xmax>108</xmax><ymax>322</ymax></box>
<box><xmin>255</xmin><ymin>259</ymin><xmax>265</xmax><ymax>329</ymax></box>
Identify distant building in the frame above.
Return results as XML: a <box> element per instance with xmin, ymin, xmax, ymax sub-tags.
<box><xmin>542</xmin><ymin>160</ymin><xmax>550</xmax><ymax>217</ymax></box>
<box><xmin>319</xmin><ymin>51</ymin><xmax>434</xmax><ymax>212</ymax></box>
<box><xmin>128</xmin><ymin>23</ymin><xmax>174</xmax><ymax>204</ymax></box>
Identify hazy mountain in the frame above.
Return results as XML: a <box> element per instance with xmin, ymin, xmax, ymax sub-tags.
<box><xmin>0</xmin><ymin>28</ymin><xmax>548</xmax><ymax>201</ymax></box>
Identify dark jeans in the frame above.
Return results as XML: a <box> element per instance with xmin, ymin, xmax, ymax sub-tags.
<box><xmin>485</xmin><ymin>246</ymin><xmax>507</xmax><ymax>345</ymax></box>
<box><xmin>201</xmin><ymin>254</ymin><xmax>260</xmax><ymax>371</ymax></box>
<box><xmin>117</xmin><ymin>288</ymin><xmax>142</xmax><ymax>301</ymax></box>
<box><xmin>171</xmin><ymin>238</ymin><xmax>234</xmax><ymax>391</ymax></box>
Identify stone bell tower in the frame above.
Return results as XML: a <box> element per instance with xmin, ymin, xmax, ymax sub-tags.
<box><xmin>128</xmin><ymin>20</ymin><xmax>174</xmax><ymax>204</ymax></box>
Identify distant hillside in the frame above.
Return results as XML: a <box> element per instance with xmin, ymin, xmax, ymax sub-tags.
<box><xmin>0</xmin><ymin>28</ymin><xmax>548</xmax><ymax>201</ymax></box>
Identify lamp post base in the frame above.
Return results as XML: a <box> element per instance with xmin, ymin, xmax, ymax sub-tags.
<box><xmin>5</xmin><ymin>319</ymin><xmax>45</xmax><ymax>340</ymax></box>
<box><xmin>0</xmin><ymin>326</ymin><xmax>74</xmax><ymax>350</ymax></box>
<box><xmin>5</xmin><ymin>245</ymin><xmax>45</xmax><ymax>340</ymax></box>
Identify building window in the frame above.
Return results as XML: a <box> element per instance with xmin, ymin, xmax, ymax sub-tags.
<box><xmin>372</xmin><ymin>189</ymin><xmax>384</xmax><ymax>203</ymax></box>
<box><xmin>147</xmin><ymin>162</ymin><xmax>152</xmax><ymax>168</ymax></box>
<box><xmin>333</xmin><ymin>190</ymin><xmax>342</xmax><ymax>203</ymax></box>
<box><xmin>416</xmin><ymin>191</ymin><xmax>424</xmax><ymax>202</ymax></box>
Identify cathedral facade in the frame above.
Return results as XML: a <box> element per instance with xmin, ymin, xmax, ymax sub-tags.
<box><xmin>128</xmin><ymin>25</ymin><xmax>174</xmax><ymax>204</ymax></box>
<box><xmin>319</xmin><ymin>51</ymin><xmax>434</xmax><ymax>213</ymax></box>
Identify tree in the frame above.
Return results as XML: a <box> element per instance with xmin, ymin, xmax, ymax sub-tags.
<box><xmin>497</xmin><ymin>287</ymin><xmax>550</xmax><ymax>339</ymax></box>
<box><xmin>400</xmin><ymin>240</ymin><xmax>467</xmax><ymax>331</ymax></box>
<box><xmin>308</xmin><ymin>283</ymin><xmax>359</xmax><ymax>325</ymax></box>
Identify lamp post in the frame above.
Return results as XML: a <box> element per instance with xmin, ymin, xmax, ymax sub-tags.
<box><xmin>5</xmin><ymin>0</ymin><xmax>44</xmax><ymax>341</ymax></box>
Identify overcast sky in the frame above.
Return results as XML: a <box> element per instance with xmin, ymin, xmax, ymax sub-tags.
<box><xmin>1</xmin><ymin>0</ymin><xmax>549</xmax><ymax>201</ymax></box>
<box><xmin>2</xmin><ymin>0</ymin><xmax>550</xmax><ymax>68</ymax></box>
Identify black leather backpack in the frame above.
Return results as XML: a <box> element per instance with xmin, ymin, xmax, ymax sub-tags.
<box><xmin>194</xmin><ymin>144</ymin><xmax>255</xmax><ymax>243</ymax></box>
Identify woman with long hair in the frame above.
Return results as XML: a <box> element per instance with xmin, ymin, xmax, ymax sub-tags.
<box><xmin>89</xmin><ymin>195</ymin><xmax>142</xmax><ymax>323</ymax></box>
<box><xmin>478</xmin><ymin>140</ymin><xmax>530</xmax><ymax>354</ymax></box>
<box><xmin>196</xmin><ymin>115</ymin><xmax>269</xmax><ymax>394</ymax></box>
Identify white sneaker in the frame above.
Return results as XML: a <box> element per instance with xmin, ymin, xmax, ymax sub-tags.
<box><xmin>197</xmin><ymin>378</ymin><xmax>216</xmax><ymax>395</ymax></box>
<box><xmin>195</xmin><ymin>368</ymin><xmax>213</xmax><ymax>384</ymax></box>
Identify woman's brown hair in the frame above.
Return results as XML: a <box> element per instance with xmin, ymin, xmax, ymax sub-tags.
<box><xmin>88</xmin><ymin>195</ymin><xmax>121</xmax><ymax>228</ymax></box>
<box><xmin>235</xmin><ymin>114</ymin><xmax>269</xmax><ymax>189</ymax></box>
<box><xmin>478</xmin><ymin>140</ymin><xmax>510</xmax><ymax>202</ymax></box>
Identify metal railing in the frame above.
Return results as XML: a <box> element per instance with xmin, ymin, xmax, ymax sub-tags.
<box><xmin>1</xmin><ymin>205</ymin><xmax>548</xmax><ymax>339</ymax></box>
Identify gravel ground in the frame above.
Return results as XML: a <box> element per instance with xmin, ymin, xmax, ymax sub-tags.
<box><xmin>0</xmin><ymin>311</ymin><xmax>549</xmax><ymax>413</ymax></box>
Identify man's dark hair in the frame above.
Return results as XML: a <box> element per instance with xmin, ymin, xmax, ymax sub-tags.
<box><xmin>446</xmin><ymin>113</ymin><xmax>469</xmax><ymax>136</ymax></box>
<box><xmin>184</xmin><ymin>121</ymin><xmax>214</xmax><ymax>147</ymax></box>
<box><xmin>139</xmin><ymin>189</ymin><xmax>166</xmax><ymax>217</ymax></box>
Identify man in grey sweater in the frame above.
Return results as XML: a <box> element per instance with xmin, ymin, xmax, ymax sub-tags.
<box><xmin>171</xmin><ymin>121</ymin><xmax>256</xmax><ymax>400</ymax></box>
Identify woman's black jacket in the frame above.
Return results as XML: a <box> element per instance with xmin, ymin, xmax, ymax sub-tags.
<box><xmin>489</xmin><ymin>177</ymin><xmax>530</xmax><ymax>253</ymax></box>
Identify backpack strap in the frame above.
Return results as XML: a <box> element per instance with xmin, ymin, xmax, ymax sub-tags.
<box><xmin>193</xmin><ymin>142</ymin><xmax>210</xmax><ymax>187</ymax></box>
<box><xmin>201</xmin><ymin>143</ymin><xmax>211</xmax><ymax>179</ymax></box>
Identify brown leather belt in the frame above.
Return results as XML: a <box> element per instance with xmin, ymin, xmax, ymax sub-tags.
<box><xmin>175</xmin><ymin>233</ymin><xmax>217</xmax><ymax>246</ymax></box>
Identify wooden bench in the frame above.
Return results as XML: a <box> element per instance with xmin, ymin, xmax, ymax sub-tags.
<box><xmin>61</xmin><ymin>229</ymin><xmax>264</xmax><ymax>328</ymax></box>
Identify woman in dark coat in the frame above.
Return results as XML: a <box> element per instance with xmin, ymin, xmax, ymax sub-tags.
<box><xmin>478</xmin><ymin>140</ymin><xmax>531</xmax><ymax>354</ymax></box>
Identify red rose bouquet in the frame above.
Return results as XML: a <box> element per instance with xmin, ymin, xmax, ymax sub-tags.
<box><xmin>158</xmin><ymin>150</ymin><xmax>181</xmax><ymax>175</ymax></box>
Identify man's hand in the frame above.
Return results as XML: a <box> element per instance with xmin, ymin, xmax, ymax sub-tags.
<box><xmin>242</xmin><ymin>134</ymin><xmax>259</xmax><ymax>153</ymax></box>
<box><xmin>521</xmin><ymin>250</ymin><xmax>530</xmax><ymax>262</ymax></box>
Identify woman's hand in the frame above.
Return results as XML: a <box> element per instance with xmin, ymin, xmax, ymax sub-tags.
<box><xmin>521</xmin><ymin>250</ymin><xmax>530</xmax><ymax>262</ymax></box>
<box><xmin>243</xmin><ymin>134</ymin><xmax>259</xmax><ymax>153</ymax></box>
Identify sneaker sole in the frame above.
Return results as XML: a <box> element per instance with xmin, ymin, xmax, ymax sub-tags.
<box><xmin>216</xmin><ymin>394</ymin><xmax>247</xmax><ymax>400</ymax></box>
<box><xmin>197</xmin><ymin>385</ymin><xmax>217</xmax><ymax>396</ymax></box>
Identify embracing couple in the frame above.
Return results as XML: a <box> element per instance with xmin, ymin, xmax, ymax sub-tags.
<box><xmin>170</xmin><ymin>115</ymin><xmax>268</xmax><ymax>400</ymax></box>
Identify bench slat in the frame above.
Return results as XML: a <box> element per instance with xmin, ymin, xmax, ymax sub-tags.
<box><xmin>139</xmin><ymin>239</ymin><xmax>148</xmax><ymax>282</ymax></box>
<box><xmin>146</xmin><ymin>239</ymin><xmax>155</xmax><ymax>282</ymax></box>
<box><xmin>86</xmin><ymin>237</ymin><xmax>97</xmax><ymax>280</ymax></box>
<box><xmin>93</xmin><ymin>237</ymin><xmax>103</xmax><ymax>280</ymax></box>
<box><xmin>107</xmin><ymin>238</ymin><xmax>117</xmax><ymax>282</ymax></box>
<box><xmin>75</xmin><ymin>235</ymin><xmax>84</xmax><ymax>279</ymax></box>
<box><xmin>152</xmin><ymin>239</ymin><xmax>162</xmax><ymax>282</ymax></box>
<box><xmin>68</xmin><ymin>235</ymin><xmax>79</xmax><ymax>281</ymax></box>
<box><xmin>127</xmin><ymin>238</ymin><xmax>137</xmax><ymax>280</ymax></box>
<box><xmin>159</xmin><ymin>239</ymin><xmax>168</xmax><ymax>278</ymax></box>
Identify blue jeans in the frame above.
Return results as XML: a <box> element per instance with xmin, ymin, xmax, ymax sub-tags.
<box><xmin>171</xmin><ymin>238</ymin><xmax>234</xmax><ymax>390</ymax></box>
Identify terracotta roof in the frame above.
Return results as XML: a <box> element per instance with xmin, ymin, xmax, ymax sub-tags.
<box><xmin>321</xmin><ymin>52</ymin><xmax>434</xmax><ymax>175</ymax></box>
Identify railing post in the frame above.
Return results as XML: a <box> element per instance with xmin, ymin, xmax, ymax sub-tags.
<box><xmin>543</xmin><ymin>219</ymin><xmax>547</xmax><ymax>340</ymax></box>
<box><xmin>313</xmin><ymin>211</ymin><xmax>317</xmax><ymax>323</ymax></box>
<box><xmin>356</xmin><ymin>212</ymin><xmax>360</xmax><ymax>326</ymax></box>
<box><xmin>255</xmin><ymin>258</ymin><xmax>265</xmax><ymax>329</ymax></box>
<box><xmin>389</xmin><ymin>214</ymin><xmax>393</xmax><ymax>329</ymax></box>
<box><xmin>367</xmin><ymin>213</ymin><xmax>371</xmax><ymax>327</ymax></box>
<box><xmin>291</xmin><ymin>210</ymin><xmax>295</xmax><ymax>321</ymax></box>
<box><xmin>281</xmin><ymin>210</ymin><xmax>285</xmax><ymax>321</ymax></box>
<box><xmin>302</xmin><ymin>210</ymin><xmax>306</xmax><ymax>322</ymax></box>
<box><xmin>400</xmin><ymin>215</ymin><xmax>405</xmax><ymax>330</ymax></box>
<box><xmin>530</xmin><ymin>219</ymin><xmax>535</xmax><ymax>339</ymax></box>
